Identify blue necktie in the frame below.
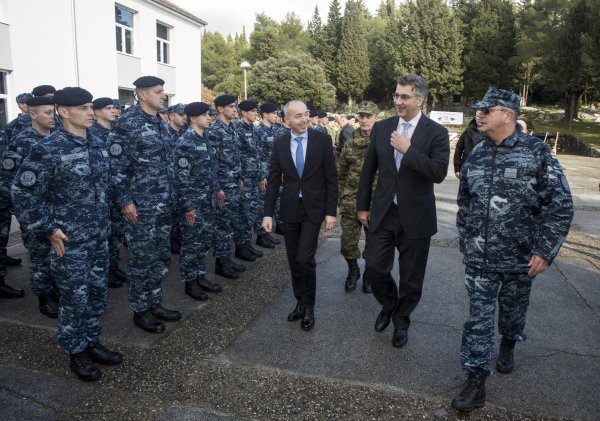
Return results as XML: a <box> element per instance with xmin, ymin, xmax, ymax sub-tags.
<box><xmin>393</xmin><ymin>123</ymin><xmax>411</xmax><ymax>204</ymax></box>
<box><xmin>295</xmin><ymin>136</ymin><xmax>304</xmax><ymax>177</ymax></box>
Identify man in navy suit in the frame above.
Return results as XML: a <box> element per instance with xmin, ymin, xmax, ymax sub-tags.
<box><xmin>357</xmin><ymin>74</ymin><xmax>450</xmax><ymax>348</ymax></box>
<box><xmin>263</xmin><ymin>100</ymin><xmax>338</xmax><ymax>331</ymax></box>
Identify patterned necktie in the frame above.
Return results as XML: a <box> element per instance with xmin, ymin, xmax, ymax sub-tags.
<box><xmin>393</xmin><ymin>123</ymin><xmax>411</xmax><ymax>204</ymax></box>
<box><xmin>295</xmin><ymin>136</ymin><xmax>304</xmax><ymax>177</ymax></box>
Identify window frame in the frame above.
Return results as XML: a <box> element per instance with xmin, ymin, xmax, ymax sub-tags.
<box><xmin>156</xmin><ymin>21</ymin><xmax>171</xmax><ymax>65</ymax></box>
<box><xmin>115</xmin><ymin>4</ymin><xmax>136</xmax><ymax>55</ymax></box>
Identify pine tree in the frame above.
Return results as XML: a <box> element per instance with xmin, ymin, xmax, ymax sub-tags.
<box><xmin>307</xmin><ymin>6</ymin><xmax>325</xmax><ymax>61</ymax></box>
<box><xmin>322</xmin><ymin>0</ymin><xmax>343</xmax><ymax>84</ymax></box>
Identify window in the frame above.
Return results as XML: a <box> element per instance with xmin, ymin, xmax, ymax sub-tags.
<box><xmin>118</xmin><ymin>88</ymin><xmax>135</xmax><ymax>106</ymax></box>
<box><xmin>115</xmin><ymin>5</ymin><xmax>134</xmax><ymax>54</ymax></box>
<box><xmin>0</xmin><ymin>72</ymin><xmax>7</xmax><ymax>128</ymax></box>
<box><xmin>156</xmin><ymin>22</ymin><xmax>170</xmax><ymax>64</ymax></box>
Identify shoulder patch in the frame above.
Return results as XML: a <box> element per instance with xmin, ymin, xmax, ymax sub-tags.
<box><xmin>2</xmin><ymin>158</ymin><xmax>15</xmax><ymax>170</ymax></box>
<box><xmin>178</xmin><ymin>157</ymin><xmax>189</xmax><ymax>168</ymax></box>
<box><xmin>109</xmin><ymin>143</ymin><xmax>123</xmax><ymax>156</ymax></box>
<box><xmin>20</xmin><ymin>170</ymin><xmax>37</xmax><ymax>186</ymax></box>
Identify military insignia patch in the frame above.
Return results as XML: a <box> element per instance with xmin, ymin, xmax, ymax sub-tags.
<box><xmin>20</xmin><ymin>170</ymin><xmax>37</xmax><ymax>186</ymax></box>
<box><xmin>178</xmin><ymin>157</ymin><xmax>189</xmax><ymax>168</ymax></box>
<box><xmin>2</xmin><ymin>158</ymin><xmax>15</xmax><ymax>170</ymax></box>
<box><xmin>110</xmin><ymin>143</ymin><xmax>123</xmax><ymax>156</ymax></box>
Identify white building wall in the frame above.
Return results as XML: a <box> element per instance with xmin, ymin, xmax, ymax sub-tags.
<box><xmin>0</xmin><ymin>0</ymin><xmax>203</xmax><ymax>123</ymax></box>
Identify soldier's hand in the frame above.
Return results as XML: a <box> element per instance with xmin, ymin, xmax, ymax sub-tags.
<box><xmin>391</xmin><ymin>131</ymin><xmax>411</xmax><ymax>154</ymax></box>
<box><xmin>49</xmin><ymin>229</ymin><xmax>68</xmax><ymax>257</ymax></box>
<box><xmin>324</xmin><ymin>215</ymin><xmax>336</xmax><ymax>232</ymax></box>
<box><xmin>455</xmin><ymin>171</ymin><xmax>461</xmax><ymax>178</ymax></box>
<box><xmin>262</xmin><ymin>218</ymin><xmax>272</xmax><ymax>233</ymax></box>
<box><xmin>122</xmin><ymin>203</ymin><xmax>138</xmax><ymax>224</ymax></box>
<box><xmin>216</xmin><ymin>190</ymin><xmax>225</xmax><ymax>208</ymax></box>
<box><xmin>184</xmin><ymin>210</ymin><xmax>196</xmax><ymax>225</ymax></box>
<box><xmin>259</xmin><ymin>179</ymin><xmax>267</xmax><ymax>192</ymax></box>
<box><xmin>357</xmin><ymin>211</ymin><xmax>370</xmax><ymax>228</ymax></box>
<box><xmin>528</xmin><ymin>254</ymin><xmax>549</xmax><ymax>277</ymax></box>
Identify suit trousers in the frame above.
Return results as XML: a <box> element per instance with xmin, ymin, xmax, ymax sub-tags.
<box><xmin>366</xmin><ymin>203</ymin><xmax>431</xmax><ymax>330</ymax></box>
<box><xmin>282</xmin><ymin>199</ymin><xmax>321</xmax><ymax>308</ymax></box>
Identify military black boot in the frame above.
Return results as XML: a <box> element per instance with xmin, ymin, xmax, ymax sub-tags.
<box><xmin>226</xmin><ymin>256</ymin><xmax>246</xmax><ymax>272</ymax></box>
<box><xmin>87</xmin><ymin>342</ymin><xmax>123</xmax><ymax>366</ymax></box>
<box><xmin>256</xmin><ymin>234</ymin><xmax>275</xmax><ymax>249</ymax></box>
<box><xmin>185</xmin><ymin>280</ymin><xmax>209</xmax><ymax>301</ymax></box>
<box><xmin>108</xmin><ymin>270</ymin><xmax>123</xmax><ymax>288</ymax></box>
<box><xmin>265</xmin><ymin>233</ymin><xmax>281</xmax><ymax>245</ymax></box>
<box><xmin>247</xmin><ymin>244</ymin><xmax>264</xmax><ymax>258</ymax></box>
<box><xmin>344</xmin><ymin>259</ymin><xmax>360</xmax><ymax>292</ymax></box>
<box><xmin>451</xmin><ymin>373</ymin><xmax>486</xmax><ymax>412</ymax></box>
<box><xmin>5</xmin><ymin>255</ymin><xmax>22</xmax><ymax>266</ymax></box>
<box><xmin>496</xmin><ymin>338</ymin><xmax>516</xmax><ymax>373</ymax></box>
<box><xmin>215</xmin><ymin>257</ymin><xmax>240</xmax><ymax>279</ymax></box>
<box><xmin>109</xmin><ymin>265</ymin><xmax>127</xmax><ymax>281</ymax></box>
<box><xmin>133</xmin><ymin>309</ymin><xmax>165</xmax><ymax>333</ymax></box>
<box><xmin>197</xmin><ymin>275</ymin><xmax>222</xmax><ymax>292</ymax></box>
<box><xmin>70</xmin><ymin>351</ymin><xmax>102</xmax><ymax>382</ymax></box>
<box><xmin>0</xmin><ymin>277</ymin><xmax>25</xmax><ymax>299</ymax></box>
<box><xmin>235</xmin><ymin>245</ymin><xmax>256</xmax><ymax>262</ymax></box>
<box><xmin>362</xmin><ymin>265</ymin><xmax>372</xmax><ymax>293</ymax></box>
<box><xmin>38</xmin><ymin>294</ymin><xmax>59</xmax><ymax>318</ymax></box>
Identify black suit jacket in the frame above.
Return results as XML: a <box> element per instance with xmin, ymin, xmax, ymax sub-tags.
<box><xmin>264</xmin><ymin>128</ymin><xmax>338</xmax><ymax>224</ymax></box>
<box><xmin>356</xmin><ymin>114</ymin><xmax>449</xmax><ymax>238</ymax></box>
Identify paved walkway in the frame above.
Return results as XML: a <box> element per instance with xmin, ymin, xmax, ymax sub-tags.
<box><xmin>1</xmin><ymin>153</ymin><xmax>598</xmax><ymax>420</ymax></box>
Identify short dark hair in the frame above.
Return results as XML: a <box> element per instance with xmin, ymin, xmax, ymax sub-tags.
<box><xmin>397</xmin><ymin>73</ymin><xmax>428</xmax><ymax>98</ymax></box>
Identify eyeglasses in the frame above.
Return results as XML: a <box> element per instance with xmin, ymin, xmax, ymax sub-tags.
<box><xmin>477</xmin><ymin>107</ymin><xmax>510</xmax><ymax>115</ymax></box>
<box><xmin>392</xmin><ymin>93</ymin><xmax>420</xmax><ymax>101</ymax></box>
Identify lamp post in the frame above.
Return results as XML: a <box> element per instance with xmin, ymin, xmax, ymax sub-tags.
<box><xmin>240</xmin><ymin>60</ymin><xmax>251</xmax><ymax>100</ymax></box>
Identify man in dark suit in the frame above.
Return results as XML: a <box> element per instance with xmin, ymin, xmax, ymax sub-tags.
<box><xmin>263</xmin><ymin>100</ymin><xmax>338</xmax><ymax>331</ymax></box>
<box><xmin>357</xmin><ymin>74</ymin><xmax>449</xmax><ymax>348</ymax></box>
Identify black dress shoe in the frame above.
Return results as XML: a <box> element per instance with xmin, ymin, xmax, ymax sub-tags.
<box><xmin>374</xmin><ymin>310</ymin><xmax>391</xmax><ymax>332</ymax></box>
<box><xmin>235</xmin><ymin>245</ymin><xmax>256</xmax><ymax>262</ymax></box>
<box><xmin>275</xmin><ymin>224</ymin><xmax>284</xmax><ymax>235</ymax></box>
<box><xmin>265</xmin><ymin>233</ymin><xmax>281</xmax><ymax>245</ymax></box>
<box><xmin>70</xmin><ymin>351</ymin><xmax>102</xmax><ymax>382</ymax></box>
<box><xmin>229</xmin><ymin>259</ymin><xmax>246</xmax><ymax>272</ymax></box>
<box><xmin>39</xmin><ymin>294</ymin><xmax>59</xmax><ymax>318</ymax></box>
<box><xmin>301</xmin><ymin>307</ymin><xmax>315</xmax><ymax>331</ymax></box>
<box><xmin>392</xmin><ymin>329</ymin><xmax>408</xmax><ymax>348</ymax></box>
<box><xmin>150</xmin><ymin>304</ymin><xmax>181</xmax><ymax>321</ymax></box>
<box><xmin>215</xmin><ymin>258</ymin><xmax>240</xmax><ymax>279</ymax></box>
<box><xmin>185</xmin><ymin>280</ymin><xmax>209</xmax><ymax>301</ymax></box>
<box><xmin>5</xmin><ymin>255</ymin><xmax>22</xmax><ymax>266</ymax></box>
<box><xmin>256</xmin><ymin>234</ymin><xmax>276</xmax><ymax>249</ymax></box>
<box><xmin>109</xmin><ymin>265</ymin><xmax>127</xmax><ymax>281</ymax></box>
<box><xmin>107</xmin><ymin>270</ymin><xmax>123</xmax><ymax>288</ymax></box>
<box><xmin>87</xmin><ymin>342</ymin><xmax>123</xmax><ymax>366</ymax></box>
<box><xmin>0</xmin><ymin>278</ymin><xmax>25</xmax><ymax>299</ymax></box>
<box><xmin>247</xmin><ymin>244</ymin><xmax>264</xmax><ymax>257</ymax></box>
<box><xmin>133</xmin><ymin>310</ymin><xmax>165</xmax><ymax>333</ymax></box>
<box><xmin>197</xmin><ymin>276</ymin><xmax>222</xmax><ymax>292</ymax></box>
<box><xmin>362</xmin><ymin>268</ymin><xmax>372</xmax><ymax>293</ymax></box>
<box><xmin>287</xmin><ymin>302</ymin><xmax>305</xmax><ymax>322</ymax></box>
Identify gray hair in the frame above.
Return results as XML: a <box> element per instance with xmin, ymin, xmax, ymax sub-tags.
<box><xmin>396</xmin><ymin>74</ymin><xmax>428</xmax><ymax>98</ymax></box>
<box><xmin>283</xmin><ymin>100</ymin><xmax>305</xmax><ymax>117</ymax></box>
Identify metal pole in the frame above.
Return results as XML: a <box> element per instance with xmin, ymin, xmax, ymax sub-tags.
<box><xmin>243</xmin><ymin>68</ymin><xmax>247</xmax><ymax>100</ymax></box>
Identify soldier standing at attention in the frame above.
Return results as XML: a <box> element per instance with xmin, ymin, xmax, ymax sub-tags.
<box><xmin>451</xmin><ymin>87</ymin><xmax>574</xmax><ymax>412</ymax></box>
<box><xmin>174</xmin><ymin>102</ymin><xmax>223</xmax><ymax>301</ymax></box>
<box><xmin>4</xmin><ymin>93</ymin><xmax>33</xmax><ymax>141</ymax></box>
<box><xmin>89</xmin><ymin>97</ymin><xmax>126</xmax><ymax>289</ymax></box>
<box><xmin>337</xmin><ymin>102</ymin><xmax>379</xmax><ymax>293</ymax></box>
<box><xmin>315</xmin><ymin>111</ymin><xmax>329</xmax><ymax>134</ymax></box>
<box><xmin>1</xmin><ymin>96</ymin><xmax>58</xmax><ymax>316</ymax></box>
<box><xmin>233</xmin><ymin>100</ymin><xmax>265</xmax><ymax>262</ymax></box>
<box><xmin>12</xmin><ymin>87</ymin><xmax>123</xmax><ymax>382</ymax></box>
<box><xmin>206</xmin><ymin>95</ymin><xmax>247</xmax><ymax>279</ymax></box>
<box><xmin>253</xmin><ymin>102</ymin><xmax>281</xmax><ymax>248</ymax></box>
<box><xmin>108</xmin><ymin>76</ymin><xmax>181</xmax><ymax>334</ymax></box>
<box><xmin>165</xmin><ymin>103</ymin><xmax>186</xmax><ymax>254</ymax></box>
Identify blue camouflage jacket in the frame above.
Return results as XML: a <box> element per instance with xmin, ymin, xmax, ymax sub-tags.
<box><xmin>206</xmin><ymin>118</ymin><xmax>241</xmax><ymax>191</ymax></box>
<box><xmin>108</xmin><ymin>105</ymin><xmax>176</xmax><ymax>214</ymax></box>
<box><xmin>254</xmin><ymin>122</ymin><xmax>277</xmax><ymax>180</ymax></box>
<box><xmin>233</xmin><ymin>119</ymin><xmax>261</xmax><ymax>183</ymax></box>
<box><xmin>4</xmin><ymin>114</ymin><xmax>32</xmax><ymax>141</ymax></box>
<box><xmin>11</xmin><ymin>128</ymin><xmax>111</xmax><ymax>242</ymax></box>
<box><xmin>457</xmin><ymin>129</ymin><xmax>574</xmax><ymax>273</ymax></box>
<box><xmin>88</xmin><ymin>122</ymin><xmax>110</xmax><ymax>144</ymax></box>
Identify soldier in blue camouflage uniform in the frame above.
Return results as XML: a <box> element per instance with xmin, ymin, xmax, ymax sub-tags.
<box><xmin>232</xmin><ymin>100</ymin><xmax>265</xmax><ymax>262</ymax></box>
<box><xmin>1</xmin><ymin>96</ymin><xmax>58</xmax><ymax>313</ymax></box>
<box><xmin>166</xmin><ymin>103</ymin><xmax>187</xmax><ymax>255</ymax></box>
<box><xmin>271</xmin><ymin>109</ymin><xmax>290</xmax><ymax>235</ymax></box>
<box><xmin>11</xmin><ymin>87</ymin><xmax>123</xmax><ymax>382</ymax></box>
<box><xmin>313</xmin><ymin>111</ymin><xmax>328</xmax><ymax>134</ymax></box>
<box><xmin>337</xmin><ymin>102</ymin><xmax>379</xmax><ymax>293</ymax></box>
<box><xmin>253</xmin><ymin>102</ymin><xmax>281</xmax><ymax>248</ymax></box>
<box><xmin>451</xmin><ymin>87</ymin><xmax>574</xmax><ymax>412</ymax></box>
<box><xmin>174</xmin><ymin>102</ymin><xmax>222</xmax><ymax>300</ymax></box>
<box><xmin>4</xmin><ymin>93</ymin><xmax>33</xmax><ymax>141</ymax></box>
<box><xmin>0</xmin><ymin>129</ymin><xmax>25</xmax><ymax>299</ymax></box>
<box><xmin>108</xmin><ymin>76</ymin><xmax>181</xmax><ymax>334</ymax></box>
<box><xmin>205</xmin><ymin>95</ymin><xmax>247</xmax><ymax>279</ymax></box>
<box><xmin>90</xmin><ymin>98</ymin><xmax>126</xmax><ymax>289</ymax></box>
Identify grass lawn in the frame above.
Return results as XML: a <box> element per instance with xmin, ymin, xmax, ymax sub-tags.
<box><xmin>529</xmin><ymin>120</ymin><xmax>600</xmax><ymax>148</ymax></box>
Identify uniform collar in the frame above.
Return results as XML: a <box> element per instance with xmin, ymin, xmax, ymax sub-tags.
<box><xmin>60</xmin><ymin>128</ymin><xmax>88</xmax><ymax>145</ymax></box>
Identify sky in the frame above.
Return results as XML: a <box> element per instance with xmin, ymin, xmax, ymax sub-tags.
<box><xmin>174</xmin><ymin>0</ymin><xmax>383</xmax><ymax>36</ymax></box>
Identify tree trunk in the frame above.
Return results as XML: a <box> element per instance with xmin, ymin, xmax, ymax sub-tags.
<box><xmin>347</xmin><ymin>95</ymin><xmax>353</xmax><ymax>107</ymax></box>
<box><xmin>563</xmin><ymin>89</ymin><xmax>583</xmax><ymax>122</ymax></box>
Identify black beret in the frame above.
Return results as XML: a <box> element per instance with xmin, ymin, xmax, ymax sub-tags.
<box><xmin>309</xmin><ymin>109</ymin><xmax>318</xmax><ymax>118</ymax></box>
<box><xmin>32</xmin><ymin>85</ymin><xmax>56</xmax><ymax>96</ymax></box>
<box><xmin>54</xmin><ymin>87</ymin><xmax>93</xmax><ymax>107</ymax></box>
<box><xmin>260</xmin><ymin>102</ymin><xmax>277</xmax><ymax>113</ymax></box>
<box><xmin>113</xmin><ymin>99</ymin><xmax>125</xmax><ymax>108</ymax></box>
<box><xmin>317</xmin><ymin>111</ymin><xmax>327</xmax><ymax>118</ymax></box>
<box><xmin>92</xmin><ymin>97</ymin><xmax>114</xmax><ymax>110</ymax></box>
<box><xmin>214</xmin><ymin>95</ymin><xmax>236</xmax><ymax>107</ymax></box>
<box><xmin>133</xmin><ymin>76</ymin><xmax>165</xmax><ymax>88</ymax></box>
<box><xmin>26</xmin><ymin>96</ymin><xmax>54</xmax><ymax>107</ymax></box>
<box><xmin>238</xmin><ymin>100</ymin><xmax>257</xmax><ymax>111</ymax></box>
<box><xmin>168</xmin><ymin>103</ymin><xmax>186</xmax><ymax>114</ymax></box>
<box><xmin>184</xmin><ymin>102</ymin><xmax>210</xmax><ymax>117</ymax></box>
<box><xmin>347</xmin><ymin>115</ymin><xmax>356</xmax><ymax>120</ymax></box>
<box><xmin>16</xmin><ymin>93</ymin><xmax>33</xmax><ymax>103</ymax></box>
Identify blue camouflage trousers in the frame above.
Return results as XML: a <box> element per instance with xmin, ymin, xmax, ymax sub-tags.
<box><xmin>461</xmin><ymin>266</ymin><xmax>533</xmax><ymax>376</ymax></box>
<box><xmin>109</xmin><ymin>206</ymin><xmax>126</xmax><ymax>268</ymax></box>
<box><xmin>179</xmin><ymin>212</ymin><xmax>214</xmax><ymax>283</ymax></box>
<box><xmin>53</xmin><ymin>239</ymin><xmax>108</xmax><ymax>354</ymax></box>
<box><xmin>214</xmin><ymin>186</ymin><xmax>241</xmax><ymax>258</ymax></box>
<box><xmin>0</xmin><ymin>208</ymin><xmax>9</xmax><ymax>278</ymax></box>
<box><xmin>21</xmin><ymin>227</ymin><xmax>53</xmax><ymax>296</ymax></box>
<box><xmin>235</xmin><ymin>179</ymin><xmax>259</xmax><ymax>245</ymax></box>
<box><xmin>125</xmin><ymin>212</ymin><xmax>172</xmax><ymax>312</ymax></box>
